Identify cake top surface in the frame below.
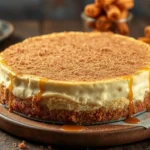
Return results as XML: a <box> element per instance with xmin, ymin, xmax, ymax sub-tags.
<box><xmin>1</xmin><ymin>32</ymin><xmax>150</xmax><ymax>82</ymax></box>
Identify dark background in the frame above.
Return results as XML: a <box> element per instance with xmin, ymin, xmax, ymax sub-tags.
<box><xmin>0</xmin><ymin>0</ymin><xmax>149</xmax><ymax>20</ymax></box>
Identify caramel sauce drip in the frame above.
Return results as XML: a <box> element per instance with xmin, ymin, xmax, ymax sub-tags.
<box><xmin>61</xmin><ymin>125</ymin><xmax>84</xmax><ymax>131</ymax></box>
<box><xmin>8</xmin><ymin>73</ymin><xmax>13</xmax><ymax>112</ymax></box>
<box><xmin>125</xmin><ymin>76</ymin><xmax>140</xmax><ymax>124</ymax></box>
<box><xmin>37</xmin><ymin>78</ymin><xmax>46</xmax><ymax>100</ymax></box>
<box><xmin>125</xmin><ymin>117</ymin><xmax>140</xmax><ymax>124</ymax></box>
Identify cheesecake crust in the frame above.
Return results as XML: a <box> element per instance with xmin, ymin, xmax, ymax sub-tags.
<box><xmin>0</xmin><ymin>85</ymin><xmax>149</xmax><ymax>124</ymax></box>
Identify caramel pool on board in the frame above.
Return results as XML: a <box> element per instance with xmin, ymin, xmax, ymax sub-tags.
<box><xmin>61</xmin><ymin>125</ymin><xmax>84</xmax><ymax>131</ymax></box>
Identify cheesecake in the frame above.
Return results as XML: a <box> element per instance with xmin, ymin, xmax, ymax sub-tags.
<box><xmin>0</xmin><ymin>32</ymin><xmax>150</xmax><ymax>124</ymax></box>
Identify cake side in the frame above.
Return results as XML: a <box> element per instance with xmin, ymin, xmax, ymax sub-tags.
<box><xmin>0</xmin><ymin>85</ymin><xmax>150</xmax><ymax>124</ymax></box>
<box><xmin>0</xmin><ymin>59</ymin><xmax>149</xmax><ymax>108</ymax></box>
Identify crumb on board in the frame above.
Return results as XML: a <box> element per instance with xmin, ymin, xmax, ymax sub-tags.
<box><xmin>18</xmin><ymin>141</ymin><xmax>28</xmax><ymax>149</ymax></box>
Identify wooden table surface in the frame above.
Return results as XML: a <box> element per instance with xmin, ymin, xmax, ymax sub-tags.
<box><xmin>0</xmin><ymin>18</ymin><xmax>150</xmax><ymax>150</ymax></box>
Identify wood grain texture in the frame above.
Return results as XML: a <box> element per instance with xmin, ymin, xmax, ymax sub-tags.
<box><xmin>1</xmin><ymin>128</ymin><xmax>150</xmax><ymax>150</ymax></box>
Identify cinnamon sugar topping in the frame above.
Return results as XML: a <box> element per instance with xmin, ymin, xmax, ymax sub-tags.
<box><xmin>2</xmin><ymin>32</ymin><xmax>150</xmax><ymax>82</ymax></box>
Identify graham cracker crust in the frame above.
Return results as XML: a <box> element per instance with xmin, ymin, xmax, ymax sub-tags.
<box><xmin>0</xmin><ymin>85</ymin><xmax>150</xmax><ymax>124</ymax></box>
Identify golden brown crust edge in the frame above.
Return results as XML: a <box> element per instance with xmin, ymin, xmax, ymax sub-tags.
<box><xmin>0</xmin><ymin>85</ymin><xmax>150</xmax><ymax>124</ymax></box>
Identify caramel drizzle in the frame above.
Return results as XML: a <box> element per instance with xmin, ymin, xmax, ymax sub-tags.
<box><xmin>61</xmin><ymin>125</ymin><xmax>84</xmax><ymax>131</ymax></box>
<box><xmin>125</xmin><ymin>76</ymin><xmax>140</xmax><ymax>124</ymax></box>
<box><xmin>8</xmin><ymin>73</ymin><xmax>13</xmax><ymax>112</ymax></box>
<box><xmin>37</xmin><ymin>79</ymin><xmax>46</xmax><ymax>100</ymax></box>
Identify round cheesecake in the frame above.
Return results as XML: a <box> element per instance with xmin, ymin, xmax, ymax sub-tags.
<box><xmin>0</xmin><ymin>32</ymin><xmax>150</xmax><ymax>124</ymax></box>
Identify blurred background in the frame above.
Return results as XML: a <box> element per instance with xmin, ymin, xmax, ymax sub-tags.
<box><xmin>0</xmin><ymin>0</ymin><xmax>149</xmax><ymax>20</ymax></box>
<box><xmin>0</xmin><ymin>0</ymin><xmax>150</xmax><ymax>51</ymax></box>
<box><xmin>0</xmin><ymin>0</ymin><xmax>87</xmax><ymax>20</ymax></box>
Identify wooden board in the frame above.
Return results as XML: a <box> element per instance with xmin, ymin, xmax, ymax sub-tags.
<box><xmin>0</xmin><ymin>105</ymin><xmax>150</xmax><ymax>147</ymax></box>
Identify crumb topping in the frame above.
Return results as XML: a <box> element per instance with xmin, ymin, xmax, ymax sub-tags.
<box><xmin>2</xmin><ymin>32</ymin><xmax>150</xmax><ymax>81</ymax></box>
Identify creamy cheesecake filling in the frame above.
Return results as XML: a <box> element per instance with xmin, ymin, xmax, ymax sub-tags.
<box><xmin>0</xmin><ymin>57</ymin><xmax>149</xmax><ymax>111</ymax></box>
